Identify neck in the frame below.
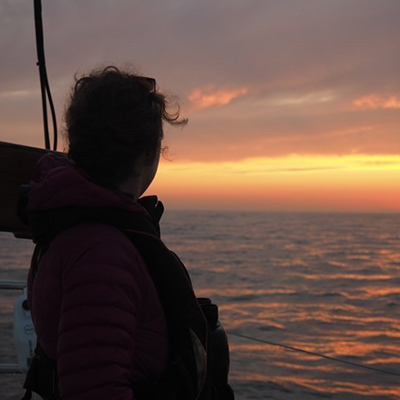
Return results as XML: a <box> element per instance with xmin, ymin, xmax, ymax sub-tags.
<box><xmin>116</xmin><ymin>175</ymin><xmax>143</xmax><ymax>201</ymax></box>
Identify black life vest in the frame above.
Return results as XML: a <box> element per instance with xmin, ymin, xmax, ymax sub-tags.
<box><xmin>22</xmin><ymin>196</ymin><xmax>234</xmax><ymax>400</ymax></box>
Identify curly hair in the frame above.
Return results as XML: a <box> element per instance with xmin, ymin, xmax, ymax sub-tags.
<box><xmin>65</xmin><ymin>66</ymin><xmax>187</xmax><ymax>188</ymax></box>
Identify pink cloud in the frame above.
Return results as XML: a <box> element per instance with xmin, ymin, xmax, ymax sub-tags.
<box><xmin>353</xmin><ymin>95</ymin><xmax>400</xmax><ymax>109</ymax></box>
<box><xmin>188</xmin><ymin>86</ymin><xmax>248</xmax><ymax>109</ymax></box>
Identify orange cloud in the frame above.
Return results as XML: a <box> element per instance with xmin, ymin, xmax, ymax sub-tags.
<box><xmin>188</xmin><ymin>86</ymin><xmax>248</xmax><ymax>109</ymax></box>
<box><xmin>353</xmin><ymin>95</ymin><xmax>400</xmax><ymax>109</ymax></box>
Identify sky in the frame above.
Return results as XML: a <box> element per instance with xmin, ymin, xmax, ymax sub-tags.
<box><xmin>0</xmin><ymin>0</ymin><xmax>399</xmax><ymax>212</ymax></box>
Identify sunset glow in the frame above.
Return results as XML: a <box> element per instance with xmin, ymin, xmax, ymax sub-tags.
<box><xmin>150</xmin><ymin>155</ymin><xmax>400</xmax><ymax>212</ymax></box>
<box><xmin>1</xmin><ymin>1</ymin><xmax>399</xmax><ymax>212</ymax></box>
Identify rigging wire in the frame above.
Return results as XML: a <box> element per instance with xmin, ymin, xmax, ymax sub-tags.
<box><xmin>227</xmin><ymin>331</ymin><xmax>400</xmax><ymax>377</ymax></box>
<box><xmin>33</xmin><ymin>0</ymin><xmax>58</xmax><ymax>151</ymax></box>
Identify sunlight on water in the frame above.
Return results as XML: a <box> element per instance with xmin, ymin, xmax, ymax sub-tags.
<box><xmin>161</xmin><ymin>211</ymin><xmax>400</xmax><ymax>400</ymax></box>
<box><xmin>1</xmin><ymin>212</ymin><xmax>400</xmax><ymax>399</ymax></box>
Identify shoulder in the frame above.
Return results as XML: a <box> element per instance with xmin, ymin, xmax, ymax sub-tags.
<box><xmin>46</xmin><ymin>222</ymin><xmax>148</xmax><ymax>283</ymax></box>
<box><xmin>55</xmin><ymin>221</ymin><xmax>133</xmax><ymax>247</ymax></box>
<box><xmin>54</xmin><ymin>221</ymin><xmax>139</xmax><ymax>257</ymax></box>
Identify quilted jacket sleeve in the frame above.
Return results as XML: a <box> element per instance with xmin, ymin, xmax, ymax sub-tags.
<box><xmin>56</xmin><ymin>225</ymin><xmax>151</xmax><ymax>400</ymax></box>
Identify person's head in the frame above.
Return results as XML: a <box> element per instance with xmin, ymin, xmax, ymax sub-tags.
<box><xmin>65</xmin><ymin>66</ymin><xmax>187</xmax><ymax>195</ymax></box>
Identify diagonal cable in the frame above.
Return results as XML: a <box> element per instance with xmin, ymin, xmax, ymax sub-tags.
<box><xmin>227</xmin><ymin>331</ymin><xmax>400</xmax><ymax>377</ymax></box>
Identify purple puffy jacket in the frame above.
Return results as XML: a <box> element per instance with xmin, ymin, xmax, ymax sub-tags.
<box><xmin>27</xmin><ymin>153</ymin><xmax>169</xmax><ymax>400</ymax></box>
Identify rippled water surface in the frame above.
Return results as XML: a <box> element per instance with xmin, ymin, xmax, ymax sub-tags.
<box><xmin>1</xmin><ymin>212</ymin><xmax>400</xmax><ymax>399</ymax></box>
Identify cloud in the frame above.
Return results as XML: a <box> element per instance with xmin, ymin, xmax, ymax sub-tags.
<box><xmin>188</xmin><ymin>86</ymin><xmax>248</xmax><ymax>109</ymax></box>
<box><xmin>353</xmin><ymin>95</ymin><xmax>400</xmax><ymax>110</ymax></box>
<box><xmin>266</xmin><ymin>91</ymin><xmax>336</xmax><ymax>106</ymax></box>
<box><xmin>1</xmin><ymin>0</ymin><xmax>400</xmax><ymax>158</ymax></box>
<box><xmin>0</xmin><ymin>90</ymin><xmax>35</xmax><ymax>99</ymax></box>
<box><xmin>235</xmin><ymin>166</ymin><xmax>341</xmax><ymax>174</ymax></box>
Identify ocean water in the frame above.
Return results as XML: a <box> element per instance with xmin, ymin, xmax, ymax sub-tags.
<box><xmin>0</xmin><ymin>211</ymin><xmax>399</xmax><ymax>399</ymax></box>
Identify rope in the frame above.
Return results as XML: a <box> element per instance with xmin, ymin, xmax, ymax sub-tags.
<box><xmin>227</xmin><ymin>331</ymin><xmax>400</xmax><ymax>377</ymax></box>
<box><xmin>33</xmin><ymin>0</ymin><xmax>58</xmax><ymax>151</ymax></box>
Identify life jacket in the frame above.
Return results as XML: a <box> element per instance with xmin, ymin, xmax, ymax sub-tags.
<box><xmin>21</xmin><ymin>195</ymin><xmax>234</xmax><ymax>400</ymax></box>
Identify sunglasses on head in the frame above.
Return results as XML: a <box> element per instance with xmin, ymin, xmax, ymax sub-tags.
<box><xmin>136</xmin><ymin>76</ymin><xmax>156</xmax><ymax>94</ymax></box>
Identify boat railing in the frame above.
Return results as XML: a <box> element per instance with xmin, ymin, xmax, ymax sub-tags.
<box><xmin>0</xmin><ymin>279</ymin><xmax>27</xmax><ymax>374</ymax></box>
<box><xmin>0</xmin><ymin>280</ymin><xmax>26</xmax><ymax>290</ymax></box>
